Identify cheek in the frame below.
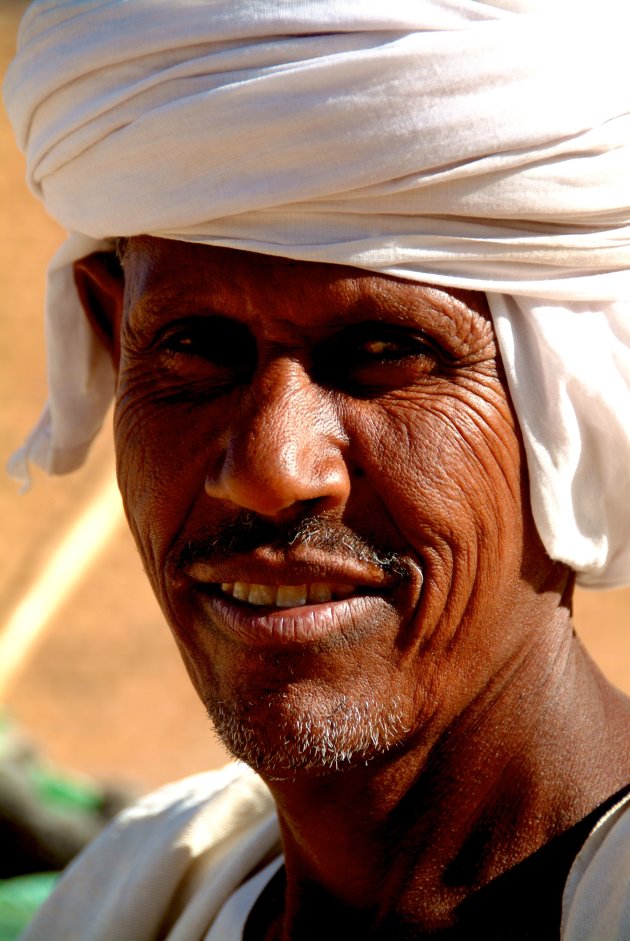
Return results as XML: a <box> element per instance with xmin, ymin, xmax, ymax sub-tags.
<box><xmin>345</xmin><ymin>388</ymin><xmax>527</xmax><ymax>590</ymax></box>
<box><xmin>345</xmin><ymin>392</ymin><xmax>532</xmax><ymax>716</ymax></box>
<box><xmin>113</xmin><ymin>381</ymin><xmax>210</xmax><ymax>589</ymax></box>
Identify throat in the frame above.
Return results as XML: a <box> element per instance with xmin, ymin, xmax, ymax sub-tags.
<box><xmin>243</xmin><ymin>789</ymin><xmax>629</xmax><ymax>941</ymax></box>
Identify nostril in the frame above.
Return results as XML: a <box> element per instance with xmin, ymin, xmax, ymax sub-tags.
<box><xmin>258</xmin><ymin>496</ymin><xmax>325</xmax><ymax>527</ymax></box>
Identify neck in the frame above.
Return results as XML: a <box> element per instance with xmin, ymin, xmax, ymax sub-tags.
<box><xmin>259</xmin><ymin>621</ymin><xmax>630</xmax><ymax>939</ymax></box>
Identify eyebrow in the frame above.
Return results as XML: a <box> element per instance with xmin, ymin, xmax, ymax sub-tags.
<box><xmin>126</xmin><ymin>284</ymin><xmax>240</xmax><ymax>326</ymax></box>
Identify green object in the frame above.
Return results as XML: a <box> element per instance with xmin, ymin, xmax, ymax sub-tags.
<box><xmin>0</xmin><ymin>707</ymin><xmax>103</xmax><ymax>816</ymax></box>
<box><xmin>28</xmin><ymin>765</ymin><xmax>102</xmax><ymax>814</ymax></box>
<box><xmin>0</xmin><ymin>873</ymin><xmax>58</xmax><ymax>941</ymax></box>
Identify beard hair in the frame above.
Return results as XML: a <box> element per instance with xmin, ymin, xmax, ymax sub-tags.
<box><xmin>206</xmin><ymin>692</ymin><xmax>411</xmax><ymax>780</ymax></box>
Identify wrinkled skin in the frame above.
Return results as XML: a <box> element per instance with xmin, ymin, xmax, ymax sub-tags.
<box><xmin>75</xmin><ymin>237</ymin><xmax>630</xmax><ymax>940</ymax></box>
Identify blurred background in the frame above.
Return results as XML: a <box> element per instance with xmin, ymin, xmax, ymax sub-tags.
<box><xmin>1</xmin><ymin>0</ymin><xmax>629</xmax><ymax>801</ymax></box>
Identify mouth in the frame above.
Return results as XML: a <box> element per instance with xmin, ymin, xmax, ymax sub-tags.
<box><xmin>183</xmin><ymin>561</ymin><xmax>399</xmax><ymax>646</ymax></box>
<box><xmin>171</xmin><ymin>536</ymin><xmax>416</xmax><ymax>647</ymax></box>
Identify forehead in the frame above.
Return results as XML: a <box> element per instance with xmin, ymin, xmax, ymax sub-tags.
<box><xmin>122</xmin><ymin>235</ymin><xmax>494</xmax><ymax>352</ymax></box>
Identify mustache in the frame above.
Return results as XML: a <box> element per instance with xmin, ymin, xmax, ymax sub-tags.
<box><xmin>177</xmin><ymin>512</ymin><xmax>408</xmax><ymax>579</ymax></box>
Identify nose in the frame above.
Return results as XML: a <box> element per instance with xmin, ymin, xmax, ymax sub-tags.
<box><xmin>204</xmin><ymin>359</ymin><xmax>351</xmax><ymax>518</ymax></box>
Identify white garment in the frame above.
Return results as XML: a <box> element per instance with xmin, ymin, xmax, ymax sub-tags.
<box><xmin>18</xmin><ymin>764</ymin><xmax>630</xmax><ymax>940</ymax></box>
<box><xmin>561</xmin><ymin>790</ymin><xmax>630</xmax><ymax>940</ymax></box>
<box><xmin>4</xmin><ymin>0</ymin><xmax>630</xmax><ymax>586</ymax></box>
<box><xmin>20</xmin><ymin>764</ymin><xmax>281</xmax><ymax>941</ymax></box>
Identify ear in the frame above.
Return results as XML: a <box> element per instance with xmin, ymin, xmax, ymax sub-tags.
<box><xmin>73</xmin><ymin>251</ymin><xmax>125</xmax><ymax>368</ymax></box>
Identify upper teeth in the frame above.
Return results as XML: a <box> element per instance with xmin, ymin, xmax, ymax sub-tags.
<box><xmin>220</xmin><ymin>582</ymin><xmax>356</xmax><ymax>607</ymax></box>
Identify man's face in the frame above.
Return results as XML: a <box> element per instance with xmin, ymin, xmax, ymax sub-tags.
<box><xmin>114</xmin><ymin>237</ymin><xmax>548</xmax><ymax>777</ymax></box>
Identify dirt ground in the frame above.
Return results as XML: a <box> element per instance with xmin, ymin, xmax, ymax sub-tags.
<box><xmin>1</xmin><ymin>1</ymin><xmax>628</xmax><ymax>795</ymax></box>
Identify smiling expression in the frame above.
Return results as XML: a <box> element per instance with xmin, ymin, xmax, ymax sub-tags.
<box><xmin>111</xmin><ymin>237</ymin><xmax>551</xmax><ymax>776</ymax></box>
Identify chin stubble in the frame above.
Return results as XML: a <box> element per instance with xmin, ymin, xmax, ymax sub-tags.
<box><xmin>206</xmin><ymin>693</ymin><xmax>411</xmax><ymax>779</ymax></box>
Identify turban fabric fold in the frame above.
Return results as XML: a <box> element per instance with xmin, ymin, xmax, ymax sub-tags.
<box><xmin>4</xmin><ymin>0</ymin><xmax>630</xmax><ymax>587</ymax></box>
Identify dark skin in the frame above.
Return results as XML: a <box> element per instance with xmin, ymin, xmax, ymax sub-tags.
<box><xmin>75</xmin><ymin>237</ymin><xmax>630</xmax><ymax>939</ymax></box>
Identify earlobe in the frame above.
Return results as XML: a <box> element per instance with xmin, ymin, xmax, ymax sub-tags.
<box><xmin>73</xmin><ymin>251</ymin><xmax>125</xmax><ymax>368</ymax></box>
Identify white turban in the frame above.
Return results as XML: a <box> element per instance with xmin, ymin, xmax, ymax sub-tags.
<box><xmin>4</xmin><ymin>0</ymin><xmax>630</xmax><ymax>588</ymax></box>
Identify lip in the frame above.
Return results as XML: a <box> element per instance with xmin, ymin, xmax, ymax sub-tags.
<box><xmin>181</xmin><ymin>550</ymin><xmax>397</xmax><ymax>592</ymax></box>
<box><xmin>194</xmin><ymin>585</ymin><xmax>393</xmax><ymax>646</ymax></box>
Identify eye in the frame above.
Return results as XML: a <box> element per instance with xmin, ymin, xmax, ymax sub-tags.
<box><xmin>316</xmin><ymin>322</ymin><xmax>446</xmax><ymax>394</ymax></box>
<box><xmin>358</xmin><ymin>336</ymin><xmax>429</xmax><ymax>359</ymax></box>
<box><xmin>149</xmin><ymin>314</ymin><xmax>256</xmax><ymax>388</ymax></box>
<box><xmin>156</xmin><ymin>315</ymin><xmax>248</xmax><ymax>357</ymax></box>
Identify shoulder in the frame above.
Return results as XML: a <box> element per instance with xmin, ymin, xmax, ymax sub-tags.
<box><xmin>561</xmin><ymin>790</ymin><xmax>630</xmax><ymax>941</ymax></box>
<box><xmin>110</xmin><ymin>761</ymin><xmax>275</xmax><ymax>841</ymax></box>
<box><xmin>21</xmin><ymin>763</ymin><xmax>279</xmax><ymax>941</ymax></box>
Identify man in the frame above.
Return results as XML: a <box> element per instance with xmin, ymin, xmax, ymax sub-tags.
<box><xmin>4</xmin><ymin>1</ymin><xmax>630</xmax><ymax>938</ymax></box>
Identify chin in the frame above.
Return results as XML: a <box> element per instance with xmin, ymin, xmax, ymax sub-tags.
<box><xmin>205</xmin><ymin>687</ymin><xmax>411</xmax><ymax>780</ymax></box>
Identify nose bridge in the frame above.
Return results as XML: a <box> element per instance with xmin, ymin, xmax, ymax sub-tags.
<box><xmin>253</xmin><ymin>357</ymin><xmax>314</xmax><ymax>469</ymax></box>
<box><xmin>206</xmin><ymin>356</ymin><xmax>349</xmax><ymax>516</ymax></box>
